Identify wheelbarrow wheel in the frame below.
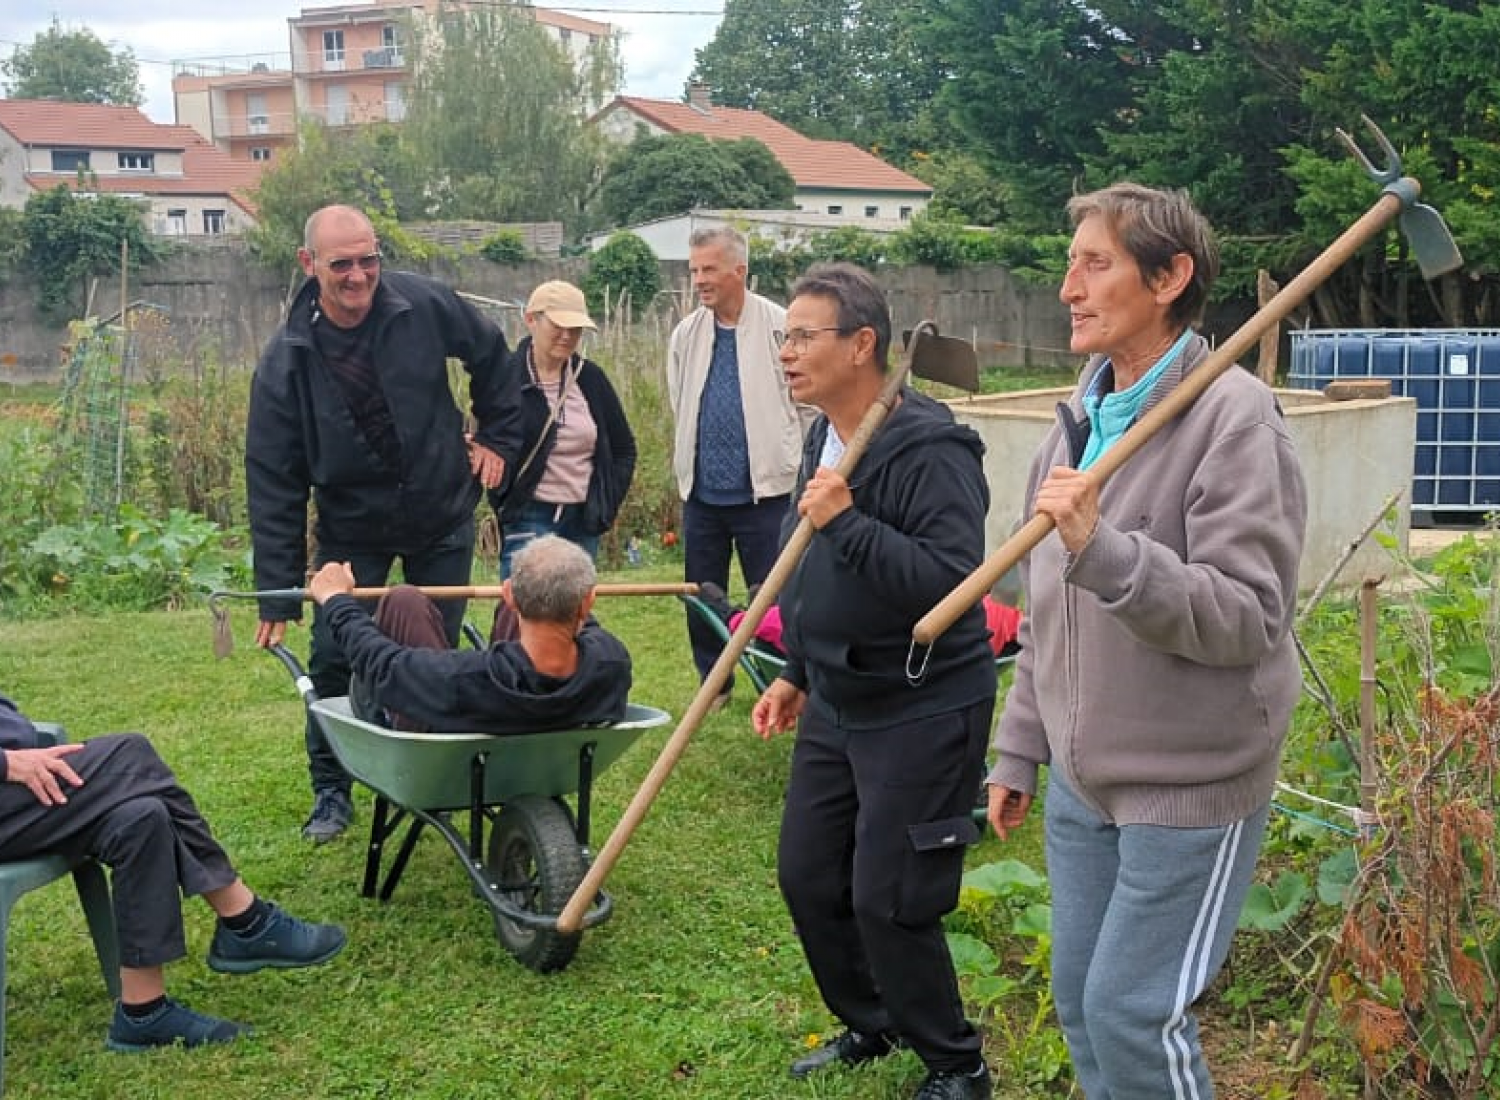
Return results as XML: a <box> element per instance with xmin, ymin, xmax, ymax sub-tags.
<box><xmin>487</xmin><ymin>795</ymin><xmax>586</xmax><ymax>972</ymax></box>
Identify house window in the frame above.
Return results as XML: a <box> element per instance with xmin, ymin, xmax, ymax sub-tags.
<box><xmin>165</xmin><ymin>208</ymin><xmax>188</xmax><ymax>235</ymax></box>
<box><xmin>323</xmin><ymin>30</ymin><xmax>345</xmax><ymax>70</ymax></box>
<box><xmin>51</xmin><ymin>149</ymin><xmax>90</xmax><ymax>172</ymax></box>
<box><xmin>826</xmin><ymin>205</ymin><xmax>843</xmax><ymax>215</ymax></box>
<box><xmin>247</xmin><ymin>92</ymin><xmax>269</xmax><ymax>135</ymax></box>
<box><xmin>899</xmin><ymin>205</ymin><xmax>913</xmax><ymax>221</ymax></box>
<box><xmin>203</xmin><ymin>209</ymin><xmax>226</xmax><ymax>236</ymax></box>
<box><xmin>385</xmin><ymin>82</ymin><xmax>406</xmax><ymax>123</ymax></box>
<box><xmin>325</xmin><ymin>84</ymin><xmax>349</xmax><ymax>126</ymax></box>
<box><xmin>118</xmin><ymin>152</ymin><xmax>155</xmax><ymax>172</ymax></box>
<box><xmin>250</xmin><ymin>146</ymin><xmax>273</xmax><ymax>162</ymax></box>
<box><xmin>382</xmin><ymin>23</ymin><xmax>403</xmax><ymax>63</ymax></box>
<box><xmin>558</xmin><ymin>27</ymin><xmax>572</xmax><ymax>44</ymax></box>
<box><xmin>864</xmin><ymin>205</ymin><xmax>879</xmax><ymax>218</ymax></box>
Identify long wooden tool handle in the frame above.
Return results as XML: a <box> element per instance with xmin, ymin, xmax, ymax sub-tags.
<box><xmin>556</xmin><ymin>325</ymin><xmax>933</xmax><ymax>934</ymax></box>
<box><xmin>912</xmin><ymin>189</ymin><xmax>1408</xmax><ymax>646</ymax></box>
<box><xmin>213</xmin><ymin>582</ymin><xmax>698</xmax><ymax>604</ymax></box>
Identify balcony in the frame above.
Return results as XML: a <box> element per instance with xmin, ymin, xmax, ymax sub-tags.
<box><xmin>215</xmin><ymin>111</ymin><xmax>298</xmax><ymax>140</ymax></box>
<box><xmin>363</xmin><ymin>47</ymin><xmax>405</xmax><ymax>69</ymax></box>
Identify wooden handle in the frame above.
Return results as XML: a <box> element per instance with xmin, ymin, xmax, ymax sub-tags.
<box><xmin>912</xmin><ymin>190</ymin><xmax>1408</xmax><ymax>646</ymax></box>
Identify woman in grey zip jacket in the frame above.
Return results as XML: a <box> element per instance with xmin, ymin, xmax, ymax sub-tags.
<box><xmin>985</xmin><ymin>183</ymin><xmax>1307</xmax><ymax>1100</ymax></box>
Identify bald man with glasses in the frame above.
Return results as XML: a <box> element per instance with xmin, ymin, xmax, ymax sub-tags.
<box><xmin>246</xmin><ymin>204</ymin><xmax>523</xmax><ymax>845</ymax></box>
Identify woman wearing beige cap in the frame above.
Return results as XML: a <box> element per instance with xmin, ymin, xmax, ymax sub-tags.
<box><xmin>488</xmin><ymin>280</ymin><xmax>637</xmax><ymax>580</ymax></box>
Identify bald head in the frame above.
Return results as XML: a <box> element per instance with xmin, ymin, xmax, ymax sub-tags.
<box><xmin>304</xmin><ymin>205</ymin><xmax>374</xmax><ymax>252</ymax></box>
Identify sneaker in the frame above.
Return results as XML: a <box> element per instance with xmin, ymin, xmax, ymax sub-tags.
<box><xmin>106</xmin><ymin>999</ymin><xmax>247</xmax><ymax>1053</ymax></box>
<box><xmin>207</xmin><ymin>902</ymin><xmax>347</xmax><ymax>975</ymax></box>
<box><xmin>789</xmin><ymin>1029</ymin><xmax>900</xmax><ymax>1078</ymax></box>
<box><xmin>301</xmin><ymin>788</ymin><xmax>353</xmax><ymax>844</ymax></box>
<box><xmin>913</xmin><ymin>1064</ymin><xmax>993</xmax><ymax>1100</ymax></box>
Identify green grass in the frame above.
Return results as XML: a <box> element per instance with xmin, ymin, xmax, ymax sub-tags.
<box><xmin>1</xmin><ymin>569</ymin><xmax>1044</xmax><ymax>1099</ymax></box>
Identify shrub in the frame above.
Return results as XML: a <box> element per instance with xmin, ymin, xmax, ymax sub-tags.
<box><xmin>583</xmin><ymin>232</ymin><xmax>660</xmax><ymax>320</ymax></box>
<box><xmin>478</xmin><ymin>229</ymin><xmax>529</xmax><ymax>264</ymax></box>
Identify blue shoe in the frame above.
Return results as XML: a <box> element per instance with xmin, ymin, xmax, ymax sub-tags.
<box><xmin>301</xmin><ymin>788</ymin><xmax>353</xmax><ymax>844</ymax></box>
<box><xmin>106</xmin><ymin>999</ymin><xmax>247</xmax><ymax>1053</ymax></box>
<box><xmin>206</xmin><ymin>902</ymin><xmax>347</xmax><ymax>975</ymax></box>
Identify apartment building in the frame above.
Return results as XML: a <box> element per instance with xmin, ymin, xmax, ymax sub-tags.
<box><xmin>0</xmin><ymin>100</ymin><xmax>261</xmax><ymax>236</ymax></box>
<box><xmin>174</xmin><ymin>0</ymin><xmax>616</xmax><ymax>163</ymax></box>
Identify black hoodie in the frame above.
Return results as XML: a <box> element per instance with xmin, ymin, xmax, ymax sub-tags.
<box><xmin>778</xmin><ymin>389</ymin><xmax>996</xmax><ymax>728</ymax></box>
<box><xmin>323</xmin><ymin>596</ymin><xmax>632</xmax><ymax>734</ymax></box>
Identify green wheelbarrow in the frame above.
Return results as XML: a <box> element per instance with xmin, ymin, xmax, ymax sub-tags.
<box><xmin>268</xmin><ymin>645</ymin><xmax>669</xmax><ymax>972</ymax></box>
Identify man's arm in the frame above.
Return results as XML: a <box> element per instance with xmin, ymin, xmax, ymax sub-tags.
<box><xmin>245</xmin><ymin>347</ymin><xmax>313</xmax><ymax>626</ymax></box>
<box><xmin>437</xmin><ymin>285</ymin><xmax>522</xmax><ymax>489</ymax></box>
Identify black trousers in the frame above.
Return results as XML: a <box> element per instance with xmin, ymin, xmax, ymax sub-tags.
<box><xmin>306</xmin><ymin>516</ymin><xmax>475</xmax><ymax>793</ymax></box>
<box><xmin>0</xmin><ymin>734</ymin><xmax>238</xmax><ymax>968</ymax></box>
<box><xmin>777</xmin><ymin>696</ymin><xmax>993</xmax><ymax>1073</ymax></box>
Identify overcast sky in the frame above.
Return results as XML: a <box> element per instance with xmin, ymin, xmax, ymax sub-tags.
<box><xmin>0</xmin><ymin>2</ymin><xmax>723</xmax><ymax>123</ymax></box>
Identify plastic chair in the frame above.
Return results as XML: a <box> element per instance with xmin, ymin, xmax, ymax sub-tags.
<box><xmin>0</xmin><ymin>724</ymin><xmax>120</xmax><ymax>1095</ymax></box>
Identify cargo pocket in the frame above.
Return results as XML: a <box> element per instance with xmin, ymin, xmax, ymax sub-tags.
<box><xmin>895</xmin><ymin>815</ymin><xmax>981</xmax><ymax>926</ymax></box>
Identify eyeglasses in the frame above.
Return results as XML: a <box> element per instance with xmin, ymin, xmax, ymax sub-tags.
<box><xmin>319</xmin><ymin>251</ymin><xmax>382</xmax><ymax>275</ymax></box>
<box><xmin>772</xmin><ymin>326</ymin><xmax>851</xmax><ymax>352</ymax></box>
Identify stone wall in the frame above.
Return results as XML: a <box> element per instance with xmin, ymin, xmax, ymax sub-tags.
<box><xmin>0</xmin><ymin>244</ymin><xmax>1082</xmax><ymax>380</ymax></box>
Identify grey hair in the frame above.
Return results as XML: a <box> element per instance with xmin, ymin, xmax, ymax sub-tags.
<box><xmin>1066</xmin><ymin>183</ymin><xmax>1219</xmax><ymax>327</ymax></box>
<box><xmin>510</xmin><ymin>535</ymin><xmax>596</xmax><ymax>625</ymax></box>
<box><xmin>688</xmin><ymin>225</ymin><xmax>748</xmax><ymax>266</ymax></box>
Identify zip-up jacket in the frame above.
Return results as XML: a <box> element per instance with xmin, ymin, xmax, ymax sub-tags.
<box><xmin>487</xmin><ymin>337</ymin><xmax>637</xmax><ymax>536</ymax></box>
<box><xmin>779</xmin><ymin>390</ymin><xmax>996</xmax><ymax>727</ymax></box>
<box><xmin>989</xmin><ymin>335</ymin><xmax>1307</xmax><ymax>827</ymax></box>
<box><xmin>247</xmin><ymin>271</ymin><xmax>523</xmax><ymax>622</ymax></box>
<box><xmin>667</xmin><ymin>292</ymin><xmax>802</xmax><ymax>502</ymax></box>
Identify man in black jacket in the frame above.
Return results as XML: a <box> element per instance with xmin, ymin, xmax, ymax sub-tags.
<box><xmin>751</xmin><ymin>264</ymin><xmax>996</xmax><ymax>1100</ymax></box>
<box><xmin>247</xmin><ymin>204</ymin><xmax>522</xmax><ymax>843</ymax></box>
<box><xmin>308</xmin><ymin>535</ymin><xmax>632</xmax><ymax>734</ymax></box>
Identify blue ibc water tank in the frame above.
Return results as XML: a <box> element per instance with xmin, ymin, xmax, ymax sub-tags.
<box><xmin>1288</xmin><ymin>329</ymin><xmax>1500</xmax><ymax>514</ymax></box>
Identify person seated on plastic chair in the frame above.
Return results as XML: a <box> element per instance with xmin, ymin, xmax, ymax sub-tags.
<box><xmin>0</xmin><ymin>691</ymin><xmax>347</xmax><ymax>1053</ymax></box>
<box><xmin>309</xmin><ymin>534</ymin><xmax>632</xmax><ymax>735</ymax></box>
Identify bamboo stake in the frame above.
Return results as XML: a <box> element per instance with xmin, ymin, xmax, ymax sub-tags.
<box><xmin>914</xmin><ymin>188</ymin><xmax>1414</xmax><ymax>647</ymax></box>
<box><xmin>555</xmin><ymin>324</ymin><xmax>940</xmax><ymax>935</ymax></box>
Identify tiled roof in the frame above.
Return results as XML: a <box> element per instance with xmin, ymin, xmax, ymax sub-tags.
<box><xmin>0</xmin><ymin>99</ymin><xmax>183</xmax><ymax>151</ymax></box>
<box><xmin>603</xmin><ymin>96</ymin><xmax>932</xmax><ymax>195</ymax></box>
<box><xmin>10</xmin><ymin>114</ymin><xmax>264</xmax><ymax>215</ymax></box>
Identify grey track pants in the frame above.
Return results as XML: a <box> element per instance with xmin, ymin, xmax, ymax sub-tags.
<box><xmin>1045</xmin><ymin>771</ymin><xmax>1268</xmax><ymax>1100</ymax></box>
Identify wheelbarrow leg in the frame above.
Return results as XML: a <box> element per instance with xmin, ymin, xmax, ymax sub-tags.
<box><xmin>381</xmin><ymin>815</ymin><xmax>428</xmax><ymax>902</ymax></box>
<box><xmin>363</xmin><ymin>795</ymin><xmax>392</xmax><ymax>898</ymax></box>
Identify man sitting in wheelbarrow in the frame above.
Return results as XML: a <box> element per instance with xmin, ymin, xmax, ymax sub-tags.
<box><xmin>308</xmin><ymin>535</ymin><xmax>631</xmax><ymax>734</ymax></box>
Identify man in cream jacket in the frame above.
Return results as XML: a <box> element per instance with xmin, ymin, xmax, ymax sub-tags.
<box><xmin>668</xmin><ymin>225</ymin><xmax>804</xmax><ymax>707</ymax></box>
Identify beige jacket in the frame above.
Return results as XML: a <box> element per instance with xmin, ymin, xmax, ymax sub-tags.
<box><xmin>667</xmin><ymin>292</ymin><xmax>804</xmax><ymax>501</ymax></box>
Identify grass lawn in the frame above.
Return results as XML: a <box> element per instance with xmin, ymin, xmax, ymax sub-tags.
<box><xmin>1</xmin><ymin>566</ymin><xmax>1045</xmax><ymax>1100</ymax></box>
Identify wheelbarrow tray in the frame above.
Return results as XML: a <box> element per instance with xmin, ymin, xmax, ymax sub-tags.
<box><xmin>309</xmin><ymin>697</ymin><xmax>664</xmax><ymax>811</ymax></box>
<box><xmin>306</xmin><ymin>696</ymin><xmax>670</xmax><ymax>971</ymax></box>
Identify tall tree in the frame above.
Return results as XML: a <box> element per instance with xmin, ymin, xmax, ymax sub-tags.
<box><xmin>690</xmin><ymin>0</ymin><xmax>944</xmax><ymax>157</ymax></box>
<box><xmin>595</xmin><ymin>134</ymin><xmax>794</xmax><ymax>227</ymax></box>
<box><xmin>402</xmin><ymin>3</ymin><xmax>621</xmax><ymax>224</ymax></box>
<box><xmin>1</xmin><ymin>19</ymin><xmax>143</xmax><ymax>106</ymax></box>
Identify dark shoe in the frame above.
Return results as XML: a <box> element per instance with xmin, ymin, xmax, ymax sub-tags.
<box><xmin>301</xmin><ymin>788</ymin><xmax>353</xmax><ymax>844</ymax></box>
<box><xmin>790</xmin><ymin>1029</ymin><xmax>899</xmax><ymax>1078</ymax></box>
<box><xmin>207</xmin><ymin>902</ymin><xmax>347</xmax><ymax>974</ymax></box>
<box><xmin>106</xmin><ymin>999</ymin><xmax>247</xmax><ymax>1053</ymax></box>
<box><xmin>913</xmin><ymin>1064</ymin><xmax>993</xmax><ymax>1100</ymax></box>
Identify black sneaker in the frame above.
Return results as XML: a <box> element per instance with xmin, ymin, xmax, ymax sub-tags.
<box><xmin>105</xmin><ymin>999</ymin><xmax>247</xmax><ymax>1053</ymax></box>
<box><xmin>207</xmin><ymin>902</ymin><xmax>347</xmax><ymax>974</ymax></box>
<box><xmin>913</xmin><ymin>1063</ymin><xmax>993</xmax><ymax>1100</ymax></box>
<box><xmin>789</xmin><ymin>1029</ymin><xmax>900</xmax><ymax>1078</ymax></box>
<box><xmin>301</xmin><ymin>788</ymin><xmax>353</xmax><ymax>844</ymax></box>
